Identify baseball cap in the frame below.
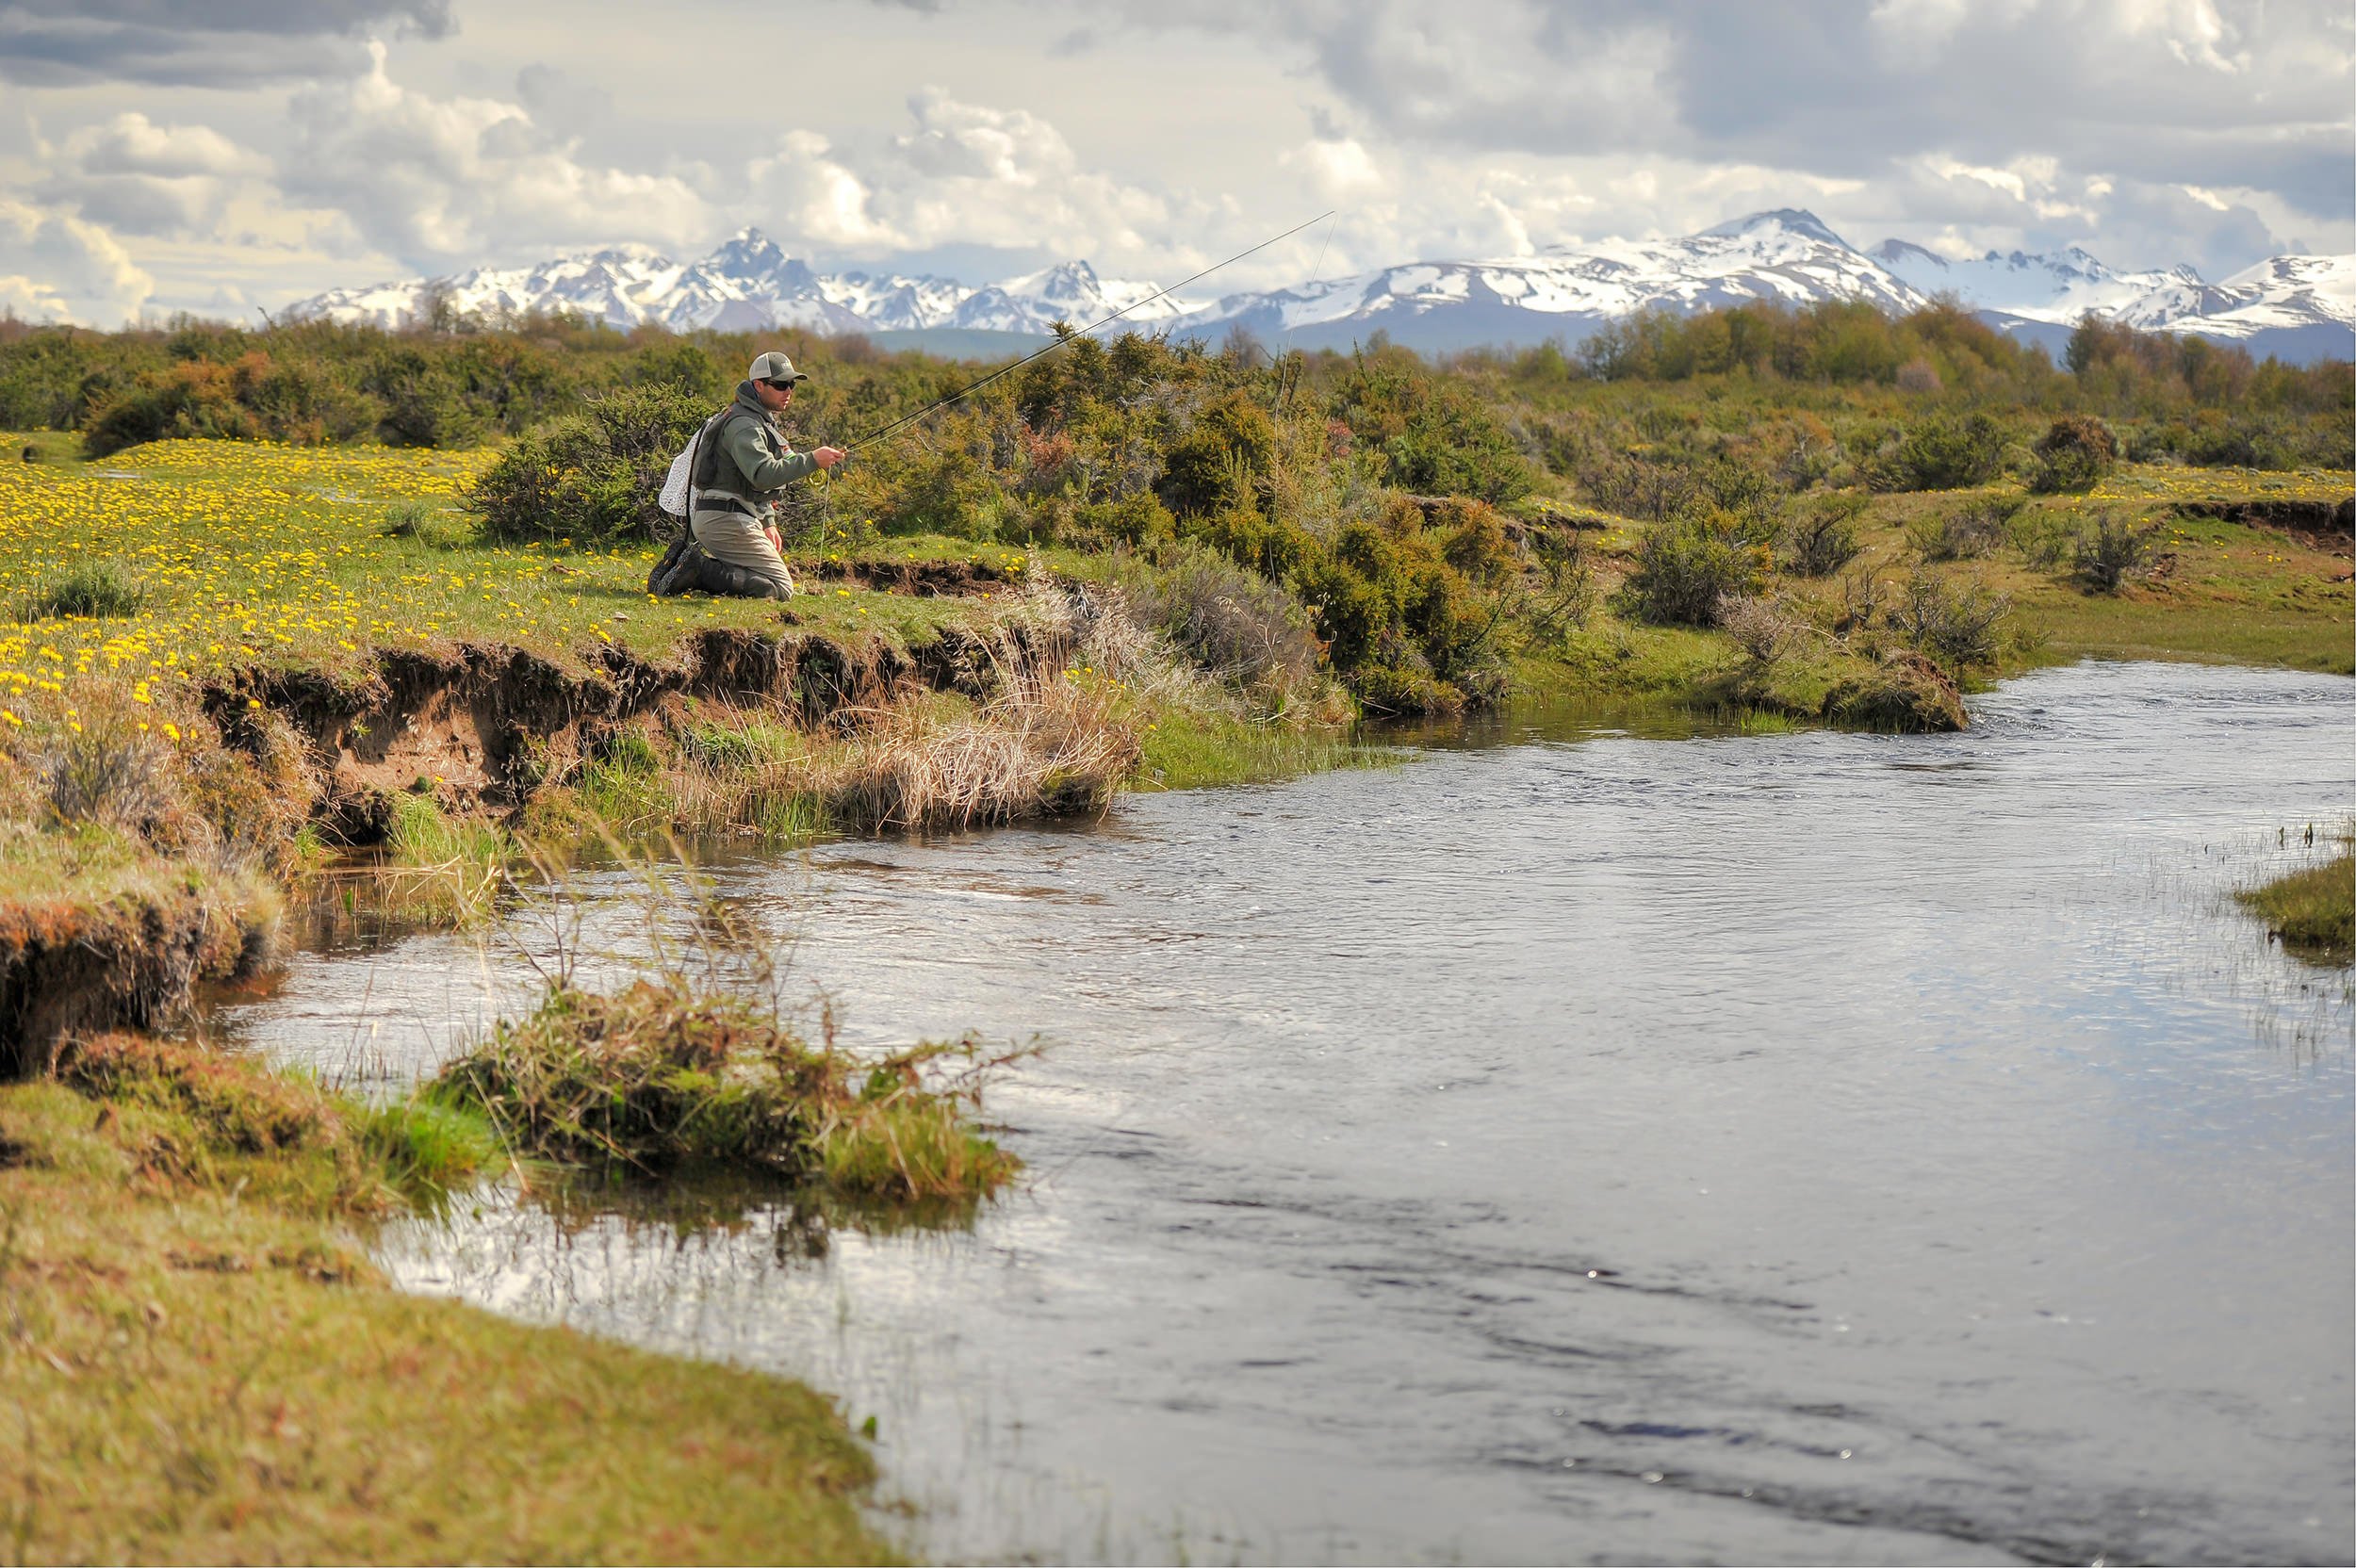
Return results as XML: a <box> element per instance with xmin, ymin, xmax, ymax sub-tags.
<box><xmin>748</xmin><ymin>351</ymin><xmax>809</xmax><ymax>384</ymax></box>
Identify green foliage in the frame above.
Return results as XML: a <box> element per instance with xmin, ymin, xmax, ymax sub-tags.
<box><xmin>1907</xmin><ymin>495</ymin><xmax>2024</xmax><ymax>562</ymax></box>
<box><xmin>10</xmin><ymin>559</ymin><xmax>149</xmax><ymax>620</ymax></box>
<box><xmin>1880</xmin><ymin>410</ymin><xmax>2006</xmax><ymax>491</ymax></box>
<box><xmin>1892</xmin><ymin>572</ymin><xmax>2013</xmax><ymax>672</ymax></box>
<box><xmin>1159</xmin><ymin>389</ymin><xmax>1275</xmax><ymax>516</ymax></box>
<box><xmin>2073</xmin><ymin>511</ymin><xmax>2157</xmax><ymax>593</ymax></box>
<box><xmin>1622</xmin><ymin>508</ymin><xmax>1771</xmax><ymax>626</ymax></box>
<box><xmin>1783</xmin><ymin>492</ymin><xmax>1869</xmax><ymax>576</ymax></box>
<box><xmin>1327</xmin><ymin>346</ymin><xmax>1537</xmax><ymax>504</ymax></box>
<box><xmin>82</xmin><ymin>353</ymin><xmax>381</xmax><ymax>456</ymax></box>
<box><xmin>2030</xmin><ymin>414</ymin><xmax>2119</xmax><ymax>493</ymax></box>
<box><xmin>469</xmin><ymin>381</ymin><xmax>709</xmax><ymax>545</ymax></box>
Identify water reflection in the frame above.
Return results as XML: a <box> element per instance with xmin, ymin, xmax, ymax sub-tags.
<box><xmin>234</xmin><ymin>662</ymin><xmax>2354</xmax><ymax>1565</ymax></box>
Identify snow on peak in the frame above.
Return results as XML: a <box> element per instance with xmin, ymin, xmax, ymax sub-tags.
<box><xmin>1704</xmin><ymin>209</ymin><xmax>1851</xmax><ymax>249</ymax></box>
<box><xmin>275</xmin><ymin>215</ymin><xmax>2351</xmax><ymax>360</ymax></box>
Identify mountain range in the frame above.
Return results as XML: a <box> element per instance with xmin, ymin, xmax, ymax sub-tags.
<box><xmin>284</xmin><ymin>209</ymin><xmax>2356</xmax><ymax>366</ymax></box>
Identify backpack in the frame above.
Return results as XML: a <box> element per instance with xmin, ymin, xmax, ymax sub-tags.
<box><xmin>656</xmin><ymin>405</ymin><xmax>758</xmax><ymax>520</ymax></box>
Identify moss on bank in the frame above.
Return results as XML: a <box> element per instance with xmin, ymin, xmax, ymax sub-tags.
<box><xmin>0</xmin><ymin>1043</ymin><xmax>898</xmax><ymax>1563</ymax></box>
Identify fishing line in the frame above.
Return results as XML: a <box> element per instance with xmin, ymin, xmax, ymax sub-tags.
<box><xmin>842</xmin><ymin>209</ymin><xmax>1336</xmax><ymax>455</ymax></box>
<box><xmin>1280</xmin><ymin>211</ymin><xmax>1341</xmax><ymax>416</ymax></box>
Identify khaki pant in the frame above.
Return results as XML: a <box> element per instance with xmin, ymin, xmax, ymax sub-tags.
<box><xmin>689</xmin><ymin>508</ymin><xmax>796</xmax><ymax>596</ymax></box>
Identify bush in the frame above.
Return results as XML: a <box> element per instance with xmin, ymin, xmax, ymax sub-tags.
<box><xmin>1907</xmin><ymin>496</ymin><xmax>2022</xmax><ymax>562</ymax></box>
<box><xmin>1892</xmin><ymin>572</ymin><xmax>2012</xmax><ymax>672</ymax></box>
<box><xmin>2072</xmin><ymin>512</ymin><xmax>2157</xmax><ymax>593</ymax></box>
<box><xmin>1880</xmin><ymin>411</ymin><xmax>2006</xmax><ymax>491</ymax></box>
<box><xmin>1622</xmin><ymin>508</ymin><xmax>1770</xmax><ymax>627</ymax></box>
<box><xmin>10</xmin><ymin>560</ymin><xmax>148</xmax><ymax>620</ymax></box>
<box><xmin>1716</xmin><ymin>592</ymin><xmax>1808</xmax><ymax>668</ymax></box>
<box><xmin>82</xmin><ymin>352</ymin><xmax>378</xmax><ymax>456</ymax></box>
<box><xmin>470</xmin><ymin>382</ymin><xmax>709</xmax><ymax>546</ymax></box>
<box><xmin>2029</xmin><ymin>415</ymin><xmax>2118</xmax><ymax>494</ymax></box>
<box><xmin>1158</xmin><ymin>390</ymin><xmax>1275</xmax><ymax>517</ymax></box>
<box><xmin>1327</xmin><ymin>351</ymin><xmax>1537</xmax><ymax>504</ymax></box>
<box><xmin>1782</xmin><ymin>493</ymin><xmax>1869</xmax><ymax>577</ymax></box>
<box><xmin>31</xmin><ymin>706</ymin><xmax>172</xmax><ymax>827</ymax></box>
<box><xmin>1118</xmin><ymin>542</ymin><xmax>1319</xmax><ymax>700</ymax></box>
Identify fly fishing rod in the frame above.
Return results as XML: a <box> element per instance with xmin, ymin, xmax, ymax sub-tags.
<box><xmin>840</xmin><ymin>209</ymin><xmax>1335</xmax><ymax>456</ymax></box>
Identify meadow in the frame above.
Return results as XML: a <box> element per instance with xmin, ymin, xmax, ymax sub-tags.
<box><xmin>0</xmin><ymin>301</ymin><xmax>2348</xmax><ymax>1562</ymax></box>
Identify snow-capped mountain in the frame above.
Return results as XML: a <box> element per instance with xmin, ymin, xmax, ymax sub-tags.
<box><xmin>1865</xmin><ymin>238</ymin><xmax>2224</xmax><ymax>324</ymax></box>
<box><xmin>1179</xmin><ymin>210</ymin><xmax>1932</xmax><ymax>350</ymax></box>
<box><xmin>284</xmin><ymin>229</ymin><xmax>1190</xmax><ymax>338</ymax></box>
<box><xmin>282</xmin><ymin>214</ymin><xmax>2353</xmax><ymax>364</ymax></box>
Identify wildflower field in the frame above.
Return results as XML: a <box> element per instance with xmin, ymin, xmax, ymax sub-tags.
<box><xmin>0</xmin><ymin>433</ymin><xmax>1039</xmax><ymax>725</ymax></box>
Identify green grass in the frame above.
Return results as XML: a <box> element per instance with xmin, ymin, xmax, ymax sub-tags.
<box><xmin>1846</xmin><ymin>471</ymin><xmax>2353</xmax><ymax>676</ymax></box>
<box><xmin>2236</xmin><ymin>849</ymin><xmax>2354</xmax><ymax>963</ymax></box>
<box><xmin>0</xmin><ymin>436</ymin><xmax>1044</xmax><ymax>702</ymax></box>
<box><xmin>1136</xmin><ymin>703</ymin><xmax>1372</xmax><ymax>791</ymax></box>
<box><xmin>0</xmin><ymin>1068</ymin><xmax>898</xmax><ymax>1563</ymax></box>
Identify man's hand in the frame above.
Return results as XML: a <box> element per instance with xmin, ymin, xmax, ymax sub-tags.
<box><xmin>764</xmin><ymin>523</ymin><xmax>783</xmax><ymax>553</ymax></box>
<box><xmin>812</xmin><ymin>447</ymin><xmax>846</xmax><ymax>470</ymax></box>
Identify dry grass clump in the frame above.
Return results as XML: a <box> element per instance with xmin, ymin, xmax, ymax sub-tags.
<box><xmin>825</xmin><ymin>670</ymin><xmax>1141</xmax><ymax>832</ymax></box>
<box><xmin>433</xmin><ymin>979</ymin><xmax>1022</xmax><ymax>1200</ymax></box>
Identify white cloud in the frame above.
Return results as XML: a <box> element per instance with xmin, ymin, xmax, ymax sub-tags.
<box><xmin>279</xmin><ymin>41</ymin><xmax>712</xmax><ymax>266</ymax></box>
<box><xmin>1282</xmin><ymin>137</ymin><xmax>1384</xmax><ymax>202</ymax></box>
<box><xmin>0</xmin><ymin>196</ymin><xmax>153</xmax><ymax>322</ymax></box>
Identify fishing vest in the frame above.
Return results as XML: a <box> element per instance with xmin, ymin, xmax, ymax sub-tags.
<box><xmin>690</xmin><ymin>386</ymin><xmax>783</xmax><ymax>513</ymax></box>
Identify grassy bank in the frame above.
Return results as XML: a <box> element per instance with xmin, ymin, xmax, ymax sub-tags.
<box><xmin>2236</xmin><ymin>845</ymin><xmax>2355</xmax><ymax>964</ymax></box>
<box><xmin>0</xmin><ymin>1036</ymin><xmax>899</xmax><ymax>1563</ymax></box>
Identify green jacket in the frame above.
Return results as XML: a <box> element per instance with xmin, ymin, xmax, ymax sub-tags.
<box><xmin>692</xmin><ymin>382</ymin><xmax>818</xmax><ymax>516</ymax></box>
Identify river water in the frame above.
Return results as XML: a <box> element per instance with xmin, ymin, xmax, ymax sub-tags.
<box><xmin>224</xmin><ymin>660</ymin><xmax>2355</xmax><ymax>1565</ymax></box>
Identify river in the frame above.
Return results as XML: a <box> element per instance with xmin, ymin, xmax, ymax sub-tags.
<box><xmin>225</xmin><ymin>660</ymin><xmax>2355</xmax><ymax>1565</ymax></box>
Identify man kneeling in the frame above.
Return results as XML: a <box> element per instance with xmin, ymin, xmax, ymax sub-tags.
<box><xmin>652</xmin><ymin>351</ymin><xmax>843</xmax><ymax>598</ymax></box>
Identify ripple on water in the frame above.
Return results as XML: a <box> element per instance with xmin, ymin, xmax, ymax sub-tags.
<box><xmin>226</xmin><ymin>661</ymin><xmax>2356</xmax><ymax>1565</ymax></box>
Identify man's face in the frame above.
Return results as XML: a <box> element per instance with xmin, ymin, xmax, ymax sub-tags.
<box><xmin>755</xmin><ymin>378</ymin><xmax>796</xmax><ymax>412</ymax></box>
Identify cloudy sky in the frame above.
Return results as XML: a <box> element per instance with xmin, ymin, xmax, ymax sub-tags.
<box><xmin>1</xmin><ymin>0</ymin><xmax>2349</xmax><ymax>324</ymax></box>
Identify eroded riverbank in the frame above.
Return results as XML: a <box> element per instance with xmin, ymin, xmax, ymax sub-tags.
<box><xmin>221</xmin><ymin>661</ymin><xmax>2355</xmax><ymax>1565</ymax></box>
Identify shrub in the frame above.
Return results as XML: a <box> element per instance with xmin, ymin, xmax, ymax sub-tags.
<box><xmin>1117</xmin><ymin>542</ymin><xmax>1319</xmax><ymax>699</ymax></box>
<box><xmin>1622</xmin><ymin>508</ymin><xmax>1770</xmax><ymax>627</ymax></box>
<box><xmin>32</xmin><ymin>706</ymin><xmax>172</xmax><ymax>827</ymax></box>
<box><xmin>875</xmin><ymin>442</ymin><xmax>1006</xmax><ymax>538</ymax></box>
<box><xmin>10</xmin><ymin>560</ymin><xmax>148</xmax><ymax>620</ymax></box>
<box><xmin>1892</xmin><ymin>572</ymin><xmax>2012</xmax><ymax>672</ymax></box>
<box><xmin>1907</xmin><ymin>496</ymin><xmax>2022</xmax><ymax>562</ymax></box>
<box><xmin>1782</xmin><ymin>493</ymin><xmax>1869</xmax><ymax>577</ymax></box>
<box><xmin>2007</xmin><ymin>505</ymin><xmax>2080</xmax><ymax>568</ymax></box>
<box><xmin>1327</xmin><ymin>351</ymin><xmax>1537</xmax><ymax>504</ymax></box>
<box><xmin>1880</xmin><ymin>411</ymin><xmax>2006</xmax><ymax>491</ymax></box>
<box><xmin>469</xmin><ymin>382</ymin><xmax>708</xmax><ymax>546</ymax></box>
<box><xmin>1716</xmin><ymin>592</ymin><xmax>1808</xmax><ymax>668</ymax></box>
<box><xmin>2072</xmin><ymin>512</ymin><xmax>2156</xmax><ymax>593</ymax></box>
<box><xmin>2029</xmin><ymin>414</ymin><xmax>2118</xmax><ymax>494</ymax></box>
<box><xmin>1158</xmin><ymin>390</ymin><xmax>1275</xmax><ymax>517</ymax></box>
<box><xmin>81</xmin><ymin>352</ymin><xmax>378</xmax><ymax>455</ymax></box>
<box><xmin>1521</xmin><ymin>525</ymin><xmax>1597</xmax><ymax>637</ymax></box>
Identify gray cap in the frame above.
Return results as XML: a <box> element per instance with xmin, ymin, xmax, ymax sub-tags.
<box><xmin>748</xmin><ymin>351</ymin><xmax>808</xmax><ymax>384</ymax></box>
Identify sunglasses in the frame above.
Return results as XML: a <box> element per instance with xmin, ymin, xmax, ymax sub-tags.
<box><xmin>762</xmin><ymin>379</ymin><xmax>799</xmax><ymax>391</ymax></box>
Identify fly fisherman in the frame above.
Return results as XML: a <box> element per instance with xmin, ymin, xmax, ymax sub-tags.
<box><xmin>651</xmin><ymin>351</ymin><xmax>844</xmax><ymax>598</ymax></box>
